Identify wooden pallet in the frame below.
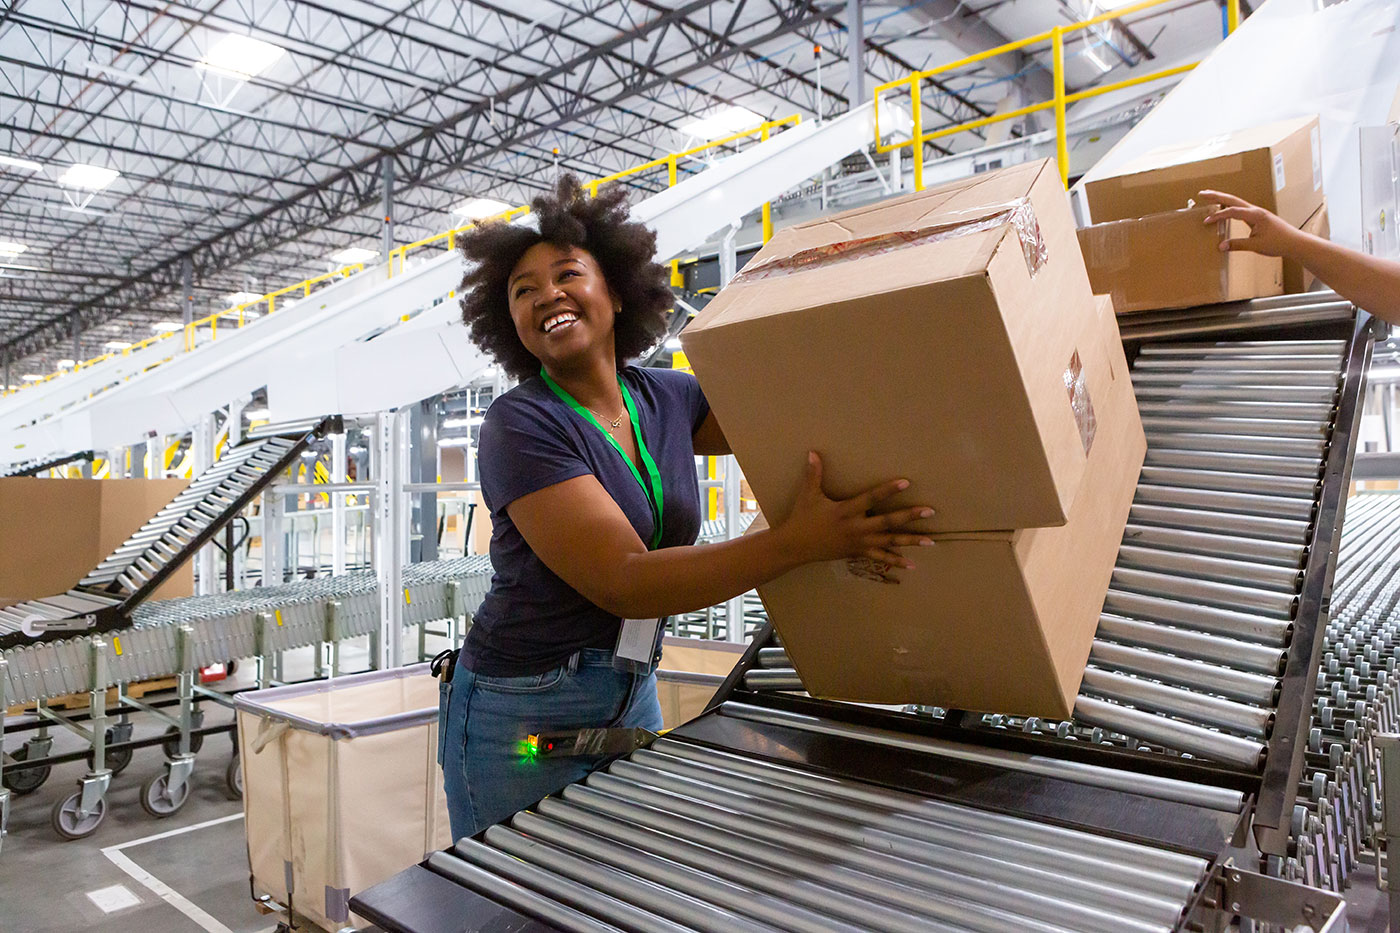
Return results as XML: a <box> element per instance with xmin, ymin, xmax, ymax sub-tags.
<box><xmin>5</xmin><ymin>675</ymin><xmax>178</xmax><ymax>716</ymax></box>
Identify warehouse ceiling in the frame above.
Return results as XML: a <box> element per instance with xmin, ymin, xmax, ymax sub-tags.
<box><xmin>0</xmin><ymin>0</ymin><xmax>1227</xmax><ymax>380</ymax></box>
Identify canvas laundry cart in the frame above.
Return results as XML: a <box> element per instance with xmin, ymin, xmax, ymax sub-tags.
<box><xmin>235</xmin><ymin>664</ymin><xmax>451</xmax><ymax>931</ymax></box>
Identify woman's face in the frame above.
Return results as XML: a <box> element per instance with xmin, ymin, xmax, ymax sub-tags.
<box><xmin>507</xmin><ymin>242</ymin><xmax>617</xmax><ymax>372</ymax></box>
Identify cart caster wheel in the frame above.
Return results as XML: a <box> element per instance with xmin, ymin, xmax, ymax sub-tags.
<box><xmin>224</xmin><ymin>755</ymin><xmax>243</xmax><ymax>800</ymax></box>
<box><xmin>3</xmin><ymin>745</ymin><xmax>51</xmax><ymax>796</ymax></box>
<box><xmin>140</xmin><ymin>772</ymin><xmax>191</xmax><ymax>818</ymax></box>
<box><xmin>161</xmin><ymin>725</ymin><xmax>204</xmax><ymax>759</ymax></box>
<box><xmin>52</xmin><ymin>792</ymin><xmax>107</xmax><ymax>840</ymax></box>
<box><xmin>88</xmin><ymin>729</ymin><xmax>134</xmax><ymax>775</ymax></box>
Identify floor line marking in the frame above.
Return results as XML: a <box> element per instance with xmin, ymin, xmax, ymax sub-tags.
<box><xmin>102</xmin><ymin>847</ymin><xmax>237</xmax><ymax>933</ymax></box>
<box><xmin>105</xmin><ymin>812</ymin><xmax>244</xmax><ymax>851</ymax></box>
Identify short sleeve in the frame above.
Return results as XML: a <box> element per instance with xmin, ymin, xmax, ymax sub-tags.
<box><xmin>637</xmin><ymin>367</ymin><xmax>710</xmax><ymax>433</ymax></box>
<box><xmin>477</xmin><ymin>396</ymin><xmax>593</xmax><ymax>511</ymax></box>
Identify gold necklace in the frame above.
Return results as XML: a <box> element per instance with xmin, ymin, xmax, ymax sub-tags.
<box><xmin>588</xmin><ymin>407</ymin><xmax>625</xmax><ymax>432</ymax></box>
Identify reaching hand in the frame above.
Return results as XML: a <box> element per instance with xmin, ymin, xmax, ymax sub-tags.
<box><xmin>1199</xmin><ymin>189</ymin><xmax>1302</xmax><ymax>258</ymax></box>
<box><xmin>775</xmin><ymin>451</ymin><xmax>934</xmax><ymax>573</ymax></box>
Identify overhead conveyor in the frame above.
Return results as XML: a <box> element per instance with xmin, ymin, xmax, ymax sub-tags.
<box><xmin>352</xmin><ymin>290</ymin><xmax>1368</xmax><ymax>932</ymax></box>
<box><xmin>0</xmin><ymin>103</ymin><xmax>888</xmax><ymax>468</ymax></box>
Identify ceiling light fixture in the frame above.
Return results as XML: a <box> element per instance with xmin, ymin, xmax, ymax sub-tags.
<box><xmin>678</xmin><ymin>105</ymin><xmax>763</xmax><ymax>142</ymax></box>
<box><xmin>198</xmin><ymin>34</ymin><xmax>287</xmax><ymax>80</ymax></box>
<box><xmin>58</xmin><ymin>163</ymin><xmax>120</xmax><ymax>190</ymax></box>
<box><xmin>243</xmin><ymin>407</ymin><xmax>270</xmax><ymax>419</ymax></box>
<box><xmin>225</xmin><ymin>290</ymin><xmax>263</xmax><ymax>304</ymax></box>
<box><xmin>55</xmin><ymin>359</ymin><xmax>75</xmax><ymax>368</ymax></box>
<box><xmin>452</xmin><ymin>197</ymin><xmax>513</xmax><ymax>221</ymax></box>
<box><xmin>152</xmin><ymin>321</ymin><xmax>183</xmax><ymax>332</ymax></box>
<box><xmin>664</xmin><ymin>338</ymin><xmax>683</xmax><ymax>351</ymax></box>
<box><xmin>0</xmin><ymin>241</ymin><xmax>27</xmax><ymax>257</ymax></box>
<box><xmin>0</xmin><ymin>155</ymin><xmax>42</xmax><ymax>173</ymax></box>
<box><xmin>103</xmin><ymin>340</ymin><xmax>132</xmax><ymax>350</ymax></box>
<box><xmin>437</xmin><ymin>436</ymin><xmax>473</xmax><ymax>448</ymax></box>
<box><xmin>21</xmin><ymin>374</ymin><xmax>43</xmax><ymax>382</ymax></box>
<box><xmin>329</xmin><ymin>246</ymin><xmax>379</xmax><ymax>265</ymax></box>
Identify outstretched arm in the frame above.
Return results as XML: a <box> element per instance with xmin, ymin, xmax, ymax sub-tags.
<box><xmin>1200</xmin><ymin>189</ymin><xmax>1400</xmax><ymax>325</ymax></box>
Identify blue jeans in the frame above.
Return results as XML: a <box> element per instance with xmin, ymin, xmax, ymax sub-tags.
<box><xmin>438</xmin><ymin>648</ymin><xmax>663</xmax><ymax>842</ymax></box>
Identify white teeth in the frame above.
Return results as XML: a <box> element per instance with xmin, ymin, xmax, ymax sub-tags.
<box><xmin>542</xmin><ymin>312</ymin><xmax>579</xmax><ymax>333</ymax></box>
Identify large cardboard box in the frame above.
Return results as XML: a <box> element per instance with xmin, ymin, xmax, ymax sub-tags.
<box><xmin>0</xmin><ymin>477</ymin><xmax>192</xmax><ymax>605</ymax></box>
<box><xmin>1085</xmin><ymin>116</ymin><xmax>1324</xmax><ymax>226</ymax></box>
<box><xmin>682</xmin><ymin>159</ymin><xmax>1102</xmax><ymax>533</ymax></box>
<box><xmin>1284</xmin><ymin>199</ymin><xmax>1330</xmax><ymax>294</ymax></box>
<box><xmin>752</xmin><ymin>296</ymin><xmax>1143</xmax><ymax>717</ymax></box>
<box><xmin>1077</xmin><ymin>206</ymin><xmax>1284</xmax><ymax>313</ymax></box>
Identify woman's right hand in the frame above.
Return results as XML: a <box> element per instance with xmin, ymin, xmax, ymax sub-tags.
<box><xmin>774</xmin><ymin>451</ymin><xmax>934</xmax><ymax>572</ymax></box>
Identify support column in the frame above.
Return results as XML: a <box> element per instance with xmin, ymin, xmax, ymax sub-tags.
<box><xmin>846</xmin><ymin>0</ymin><xmax>865</xmax><ymax>109</ymax></box>
<box><xmin>409</xmin><ymin>400</ymin><xmax>439</xmax><ymax>563</ymax></box>
<box><xmin>181</xmin><ymin>256</ymin><xmax>194</xmax><ymax>336</ymax></box>
<box><xmin>70</xmin><ymin>319</ymin><xmax>81</xmax><ymax>366</ymax></box>
<box><xmin>717</xmin><ymin>221</ymin><xmax>747</xmax><ymax>642</ymax></box>
<box><xmin>331</xmin><ymin>430</ymin><xmax>348</xmax><ymax>577</ymax></box>
<box><xmin>130</xmin><ymin>441</ymin><xmax>147</xmax><ymax>478</ymax></box>
<box><xmin>2</xmin><ymin>353</ymin><xmax>9</xmax><ymax>392</ymax></box>
<box><xmin>192</xmin><ymin>414</ymin><xmax>217</xmax><ymax>594</ymax></box>
<box><xmin>263</xmin><ymin>490</ymin><xmax>286</xmax><ymax>587</ymax></box>
<box><xmin>374</xmin><ymin>411</ymin><xmax>410</xmax><ymax>669</ymax></box>
<box><xmin>381</xmin><ymin>156</ymin><xmax>395</xmax><ymax>263</ymax></box>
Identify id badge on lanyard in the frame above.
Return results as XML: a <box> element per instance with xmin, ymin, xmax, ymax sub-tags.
<box><xmin>540</xmin><ymin>368</ymin><xmax>668</xmax><ymax>676</ymax></box>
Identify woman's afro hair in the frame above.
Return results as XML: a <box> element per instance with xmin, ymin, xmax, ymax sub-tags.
<box><xmin>458</xmin><ymin>175</ymin><xmax>673</xmax><ymax>380</ymax></box>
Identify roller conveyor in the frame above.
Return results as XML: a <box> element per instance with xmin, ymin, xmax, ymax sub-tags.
<box><xmin>0</xmin><ymin>418</ymin><xmax>341</xmax><ymax>653</ymax></box>
<box><xmin>354</xmin><ymin>292</ymin><xmax>1362</xmax><ymax>931</ymax></box>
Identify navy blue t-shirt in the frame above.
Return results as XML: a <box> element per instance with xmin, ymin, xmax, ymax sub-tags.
<box><xmin>462</xmin><ymin>366</ymin><xmax>711</xmax><ymax>676</ymax></box>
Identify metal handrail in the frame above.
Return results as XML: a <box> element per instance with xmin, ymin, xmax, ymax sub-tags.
<box><xmin>873</xmin><ymin>0</ymin><xmax>1239</xmax><ymax>190</ymax></box>
<box><xmin>7</xmin><ymin>114</ymin><xmax>800</xmax><ymax>396</ymax></box>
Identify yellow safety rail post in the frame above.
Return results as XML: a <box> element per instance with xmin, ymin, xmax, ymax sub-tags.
<box><xmin>1227</xmin><ymin>0</ymin><xmax>1240</xmax><ymax>33</ymax></box>
<box><xmin>873</xmin><ymin>0</ymin><xmax>1211</xmax><ymax>191</ymax></box>
<box><xmin>1052</xmin><ymin>26</ymin><xmax>1069</xmax><ymax>188</ymax></box>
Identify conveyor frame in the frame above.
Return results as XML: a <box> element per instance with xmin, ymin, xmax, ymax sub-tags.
<box><xmin>354</xmin><ymin>293</ymin><xmax>1371</xmax><ymax>932</ymax></box>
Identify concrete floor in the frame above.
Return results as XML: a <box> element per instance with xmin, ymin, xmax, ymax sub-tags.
<box><xmin>2</xmin><ymin>632</ymin><xmax>1397</xmax><ymax>933</ymax></box>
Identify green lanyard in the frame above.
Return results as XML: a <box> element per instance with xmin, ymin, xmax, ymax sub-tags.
<box><xmin>540</xmin><ymin>368</ymin><xmax>665</xmax><ymax>550</ymax></box>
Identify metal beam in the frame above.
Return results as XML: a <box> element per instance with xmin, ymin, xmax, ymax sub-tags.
<box><xmin>890</xmin><ymin>0</ymin><xmax>1054</xmax><ymax>114</ymax></box>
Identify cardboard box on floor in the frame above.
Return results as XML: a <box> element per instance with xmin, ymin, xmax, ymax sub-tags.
<box><xmin>1085</xmin><ymin>115</ymin><xmax>1324</xmax><ymax>227</ymax></box>
<box><xmin>1285</xmin><ymin>199</ymin><xmax>1330</xmax><ymax>294</ymax></box>
<box><xmin>0</xmin><ymin>477</ymin><xmax>192</xmax><ymax>605</ymax></box>
<box><xmin>750</xmin><ymin>296</ymin><xmax>1143</xmax><ymax>717</ymax></box>
<box><xmin>682</xmin><ymin>159</ymin><xmax>1102</xmax><ymax>533</ymax></box>
<box><xmin>1077</xmin><ymin>206</ymin><xmax>1284</xmax><ymax>313</ymax></box>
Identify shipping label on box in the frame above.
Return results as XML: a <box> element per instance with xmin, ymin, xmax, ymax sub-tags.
<box><xmin>1086</xmin><ymin>115</ymin><xmax>1324</xmax><ymax>227</ymax></box>
<box><xmin>682</xmin><ymin>159</ymin><xmax>1101</xmax><ymax>534</ymax></box>
<box><xmin>1077</xmin><ymin>206</ymin><xmax>1284</xmax><ymax>313</ymax></box>
<box><xmin>753</xmin><ymin>295</ymin><xmax>1143</xmax><ymax>717</ymax></box>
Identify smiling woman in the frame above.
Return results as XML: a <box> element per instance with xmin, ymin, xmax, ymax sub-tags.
<box><xmin>437</xmin><ymin>175</ymin><xmax>935</xmax><ymax>841</ymax></box>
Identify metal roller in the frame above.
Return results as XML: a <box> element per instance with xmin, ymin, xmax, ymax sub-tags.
<box><xmin>1127</xmin><ymin>503</ymin><xmax>1312</xmax><ymax>546</ymax></box>
<box><xmin>1143</xmin><ymin>430</ymin><xmax>1326</xmax><ymax>459</ymax></box>
<box><xmin>1142</xmin><ymin>447</ymin><xmax>1322</xmax><ymax>479</ymax></box>
<box><xmin>1104</xmin><ymin>589</ymin><xmax>1296</xmax><ymax>647</ymax></box>
<box><xmin>1134</xmin><ymin>383</ymin><xmax>1337</xmax><ymax>404</ymax></box>
<box><xmin>1133</xmin><ymin>354</ymin><xmax>1343</xmax><ymax>372</ymax></box>
<box><xmin>425</xmin><ymin>849</ymin><xmax>628</xmax><ymax>933</ymax></box>
<box><xmin>1136</xmin><ymin>333</ymin><xmax>1346</xmax><ymax>353</ymax></box>
<box><xmin>756</xmin><ymin>647</ymin><xmax>789</xmax><ymax>668</ymax></box>
<box><xmin>1130</xmin><ymin>369</ymin><xmax>1339</xmax><ymax>387</ymax></box>
<box><xmin>1115</xmin><ymin>544</ymin><xmax>1300</xmax><ymax>593</ymax></box>
<box><xmin>1138</xmin><ymin>465</ymin><xmax>1319</xmax><ymax>500</ymax></box>
<box><xmin>743</xmin><ymin>669</ymin><xmax>804</xmax><ymax>691</ymax></box>
<box><xmin>717</xmin><ymin>701</ymin><xmax>1245</xmax><ymax>811</ymax></box>
<box><xmin>1088</xmin><ymin>641</ymin><xmax>1278</xmax><ymax>705</ymax></box>
<box><xmin>1142</xmin><ymin>415</ymin><xmax>1330</xmax><ymax>440</ymax></box>
<box><xmin>1110</xmin><ymin>567</ymin><xmax>1297</xmax><ymax>620</ymax></box>
<box><xmin>1079</xmin><ymin>668</ymin><xmax>1273</xmax><ymax>737</ymax></box>
<box><xmin>1116</xmin><ymin>300</ymin><xmax>1355</xmax><ymax>340</ymax></box>
<box><xmin>1094</xmin><ymin>614</ymin><xmax>1284</xmax><ymax>675</ymax></box>
<box><xmin>1072</xmin><ymin>696</ymin><xmax>1265</xmax><ymax>769</ymax></box>
<box><xmin>1121</xmin><ymin>522</ymin><xmax>1305</xmax><ymax>569</ymax></box>
<box><xmin>1133</xmin><ymin>484</ymin><xmax>1315</xmax><ymax>523</ymax></box>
